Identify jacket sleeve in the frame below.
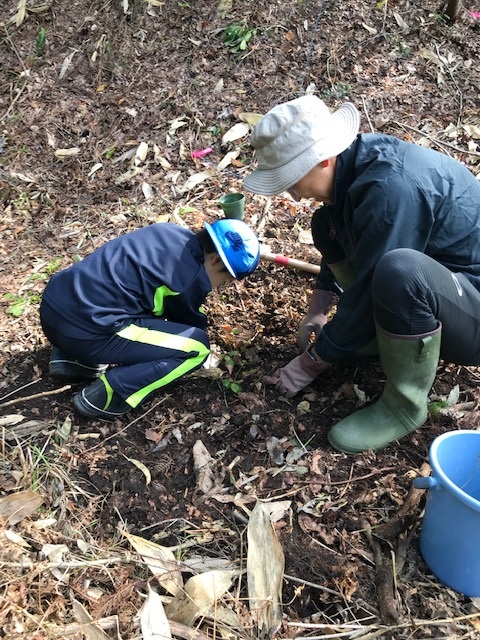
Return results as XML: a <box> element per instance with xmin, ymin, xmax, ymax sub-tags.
<box><xmin>311</xmin><ymin>207</ymin><xmax>345</xmax><ymax>295</ymax></box>
<box><xmin>313</xmin><ymin>176</ymin><xmax>434</xmax><ymax>362</ymax></box>
<box><xmin>163</xmin><ymin>275</ymin><xmax>209</xmax><ymax>331</ymax></box>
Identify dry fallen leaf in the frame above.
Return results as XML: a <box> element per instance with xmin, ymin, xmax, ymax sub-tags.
<box><xmin>217</xmin><ymin>149</ymin><xmax>240</xmax><ymax>171</ymax></box>
<box><xmin>121</xmin><ymin>530</ymin><xmax>183</xmax><ymax>595</ymax></box>
<box><xmin>135</xmin><ymin>141</ymin><xmax>149</xmax><ymax>165</ymax></box>
<box><xmin>221</xmin><ymin>122</ymin><xmax>250</xmax><ymax>145</ymax></box>
<box><xmin>165</xmin><ymin>570</ymin><xmax>236</xmax><ymax>626</ymax></box>
<box><xmin>168</xmin><ymin>117</ymin><xmax>188</xmax><ymax>136</ymax></box>
<box><xmin>193</xmin><ymin>439</ymin><xmax>225</xmax><ymax>494</ymax></box>
<box><xmin>138</xmin><ymin>584</ymin><xmax>172</xmax><ymax>640</ymax></box>
<box><xmin>72</xmin><ymin>597</ymin><xmax>111</xmax><ymax>640</ymax></box>
<box><xmin>123</xmin><ymin>455</ymin><xmax>152</xmax><ymax>485</ymax></box>
<box><xmin>180</xmin><ymin>169</ymin><xmax>215</xmax><ymax>193</ymax></box>
<box><xmin>0</xmin><ymin>414</ymin><xmax>25</xmax><ymax>427</ymax></box>
<box><xmin>0</xmin><ymin>489</ymin><xmax>44</xmax><ymax>525</ymax></box>
<box><xmin>247</xmin><ymin>501</ymin><xmax>285</xmax><ymax>637</ymax></box>
<box><xmin>238</xmin><ymin>112</ymin><xmax>263</xmax><ymax>127</ymax></box>
<box><xmin>12</xmin><ymin>0</ymin><xmax>27</xmax><ymax>27</ymax></box>
<box><xmin>54</xmin><ymin>147</ymin><xmax>81</xmax><ymax>157</ymax></box>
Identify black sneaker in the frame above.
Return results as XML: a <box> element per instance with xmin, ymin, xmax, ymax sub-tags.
<box><xmin>49</xmin><ymin>346</ymin><xmax>108</xmax><ymax>381</ymax></box>
<box><xmin>73</xmin><ymin>377</ymin><xmax>131</xmax><ymax>419</ymax></box>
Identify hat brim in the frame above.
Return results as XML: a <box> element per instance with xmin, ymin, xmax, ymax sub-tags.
<box><xmin>244</xmin><ymin>102</ymin><xmax>360</xmax><ymax>196</ymax></box>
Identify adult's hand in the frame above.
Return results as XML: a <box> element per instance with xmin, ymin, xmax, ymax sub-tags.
<box><xmin>264</xmin><ymin>348</ymin><xmax>331</xmax><ymax>398</ymax></box>
<box><xmin>297</xmin><ymin>289</ymin><xmax>338</xmax><ymax>351</ymax></box>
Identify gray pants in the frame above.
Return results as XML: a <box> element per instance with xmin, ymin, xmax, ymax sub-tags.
<box><xmin>372</xmin><ymin>248</ymin><xmax>480</xmax><ymax>365</ymax></box>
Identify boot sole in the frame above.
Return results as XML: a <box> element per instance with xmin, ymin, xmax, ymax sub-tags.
<box><xmin>73</xmin><ymin>390</ymin><xmax>130</xmax><ymax>420</ymax></box>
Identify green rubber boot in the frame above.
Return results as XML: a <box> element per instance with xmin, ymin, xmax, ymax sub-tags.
<box><xmin>328</xmin><ymin>323</ymin><xmax>442</xmax><ymax>453</ymax></box>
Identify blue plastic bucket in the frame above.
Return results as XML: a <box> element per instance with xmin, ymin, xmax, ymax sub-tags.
<box><xmin>413</xmin><ymin>430</ymin><xmax>480</xmax><ymax>596</ymax></box>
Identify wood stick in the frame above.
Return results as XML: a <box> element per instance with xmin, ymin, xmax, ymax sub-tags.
<box><xmin>363</xmin><ymin>519</ymin><xmax>399</xmax><ymax>624</ymax></box>
<box><xmin>373</xmin><ymin>462</ymin><xmax>431</xmax><ymax>541</ymax></box>
<box><xmin>0</xmin><ymin>385</ymin><xmax>71</xmax><ymax>408</ymax></box>
<box><xmin>260</xmin><ymin>250</ymin><xmax>320</xmax><ymax>274</ymax></box>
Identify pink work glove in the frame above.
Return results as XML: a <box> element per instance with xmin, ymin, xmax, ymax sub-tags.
<box><xmin>297</xmin><ymin>289</ymin><xmax>338</xmax><ymax>351</ymax></box>
<box><xmin>264</xmin><ymin>347</ymin><xmax>331</xmax><ymax>398</ymax></box>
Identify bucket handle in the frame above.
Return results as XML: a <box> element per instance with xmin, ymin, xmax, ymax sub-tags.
<box><xmin>413</xmin><ymin>477</ymin><xmax>438</xmax><ymax>490</ymax></box>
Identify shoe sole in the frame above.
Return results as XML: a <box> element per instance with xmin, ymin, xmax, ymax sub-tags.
<box><xmin>73</xmin><ymin>390</ymin><xmax>130</xmax><ymax>420</ymax></box>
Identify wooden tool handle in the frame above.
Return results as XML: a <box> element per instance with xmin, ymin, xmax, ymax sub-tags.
<box><xmin>260</xmin><ymin>251</ymin><xmax>320</xmax><ymax>274</ymax></box>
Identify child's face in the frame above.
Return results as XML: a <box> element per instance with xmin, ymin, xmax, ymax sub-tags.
<box><xmin>204</xmin><ymin>253</ymin><xmax>235</xmax><ymax>289</ymax></box>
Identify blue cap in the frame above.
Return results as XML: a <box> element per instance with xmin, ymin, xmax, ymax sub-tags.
<box><xmin>204</xmin><ymin>219</ymin><xmax>260</xmax><ymax>279</ymax></box>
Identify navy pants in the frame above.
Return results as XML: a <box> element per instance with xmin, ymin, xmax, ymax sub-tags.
<box><xmin>41</xmin><ymin>307</ymin><xmax>210</xmax><ymax>407</ymax></box>
<box><xmin>372</xmin><ymin>248</ymin><xmax>480</xmax><ymax>365</ymax></box>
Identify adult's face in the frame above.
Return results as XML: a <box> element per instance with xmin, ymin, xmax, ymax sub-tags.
<box><xmin>287</xmin><ymin>158</ymin><xmax>336</xmax><ymax>204</ymax></box>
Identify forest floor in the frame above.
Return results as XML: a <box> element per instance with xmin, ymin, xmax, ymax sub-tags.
<box><xmin>1</xmin><ymin>1</ymin><xmax>480</xmax><ymax>638</ymax></box>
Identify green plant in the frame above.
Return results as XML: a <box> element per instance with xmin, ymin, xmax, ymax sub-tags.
<box><xmin>431</xmin><ymin>11</ymin><xmax>449</xmax><ymax>23</ymax></box>
<box><xmin>36</xmin><ymin>27</ymin><xmax>46</xmax><ymax>53</ymax></box>
<box><xmin>222</xmin><ymin>23</ymin><xmax>256</xmax><ymax>56</ymax></box>
<box><xmin>28</xmin><ymin>258</ymin><xmax>63</xmax><ymax>282</ymax></box>
<box><xmin>177</xmin><ymin>206</ymin><xmax>197</xmax><ymax>216</ymax></box>
<box><xmin>397</xmin><ymin>41</ymin><xmax>410</xmax><ymax>57</ymax></box>
<box><xmin>223</xmin><ymin>378</ymin><xmax>241</xmax><ymax>394</ymax></box>
<box><xmin>428</xmin><ymin>400</ymin><xmax>449</xmax><ymax>416</ymax></box>
<box><xmin>221</xmin><ymin>349</ymin><xmax>242</xmax><ymax>393</ymax></box>
<box><xmin>3</xmin><ymin>292</ymin><xmax>41</xmax><ymax>317</ymax></box>
<box><xmin>209</xmin><ymin>123</ymin><xmax>222</xmax><ymax>138</ymax></box>
<box><xmin>321</xmin><ymin>82</ymin><xmax>352</xmax><ymax>100</ymax></box>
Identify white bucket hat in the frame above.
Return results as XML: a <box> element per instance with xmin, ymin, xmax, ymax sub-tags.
<box><xmin>244</xmin><ymin>95</ymin><xmax>360</xmax><ymax>196</ymax></box>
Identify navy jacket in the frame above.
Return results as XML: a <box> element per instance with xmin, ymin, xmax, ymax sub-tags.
<box><xmin>311</xmin><ymin>134</ymin><xmax>480</xmax><ymax>362</ymax></box>
<box><xmin>41</xmin><ymin>223</ymin><xmax>211</xmax><ymax>338</ymax></box>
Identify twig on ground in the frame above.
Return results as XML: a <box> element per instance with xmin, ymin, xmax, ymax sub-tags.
<box><xmin>362</xmin><ymin>519</ymin><xmax>399</xmax><ymax>624</ymax></box>
<box><xmin>0</xmin><ymin>557</ymin><xmax>124</xmax><ymax>569</ymax></box>
<box><xmin>434</xmin><ymin>42</ymin><xmax>463</xmax><ymax>124</ymax></box>
<box><xmin>334</xmin><ymin>528</ymin><xmax>375</xmax><ymax>566</ymax></box>
<box><xmin>1</xmin><ymin>25</ymin><xmax>30</xmax><ymax>122</ymax></box>
<box><xmin>169</xmin><ymin>620</ymin><xmax>211</xmax><ymax>640</ymax></box>
<box><xmin>352</xmin><ymin>464</ymin><xmax>431</xmax><ymax>622</ymax></box>
<box><xmin>286</xmin><ymin>610</ymin><xmax>480</xmax><ymax>632</ymax></box>
<box><xmin>284</xmin><ymin>573</ymin><xmax>344</xmax><ymax>598</ymax></box>
<box><xmin>327</xmin><ymin>466</ymin><xmax>400</xmax><ymax>486</ymax></box>
<box><xmin>256</xmin><ymin>197</ymin><xmax>272</xmax><ymax>235</ymax></box>
<box><xmin>391</xmin><ymin>121</ymin><xmax>480</xmax><ymax>158</ymax></box>
<box><xmin>0</xmin><ymin>378</ymin><xmax>42</xmax><ymax>402</ymax></box>
<box><xmin>84</xmin><ymin>394</ymin><xmax>172</xmax><ymax>451</ymax></box>
<box><xmin>373</xmin><ymin>462</ymin><xmax>430</xmax><ymax>541</ymax></box>
<box><xmin>361</xmin><ymin>96</ymin><xmax>375</xmax><ymax>133</ymax></box>
<box><xmin>0</xmin><ymin>385</ymin><xmax>72</xmax><ymax>408</ymax></box>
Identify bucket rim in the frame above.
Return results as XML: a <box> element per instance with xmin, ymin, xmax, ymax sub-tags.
<box><xmin>429</xmin><ymin>429</ymin><xmax>480</xmax><ymax>513</ymax></box>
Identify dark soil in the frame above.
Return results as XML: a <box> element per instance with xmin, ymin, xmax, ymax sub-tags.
<box><xmin>1</xmin><ymin>1</ymin><xmax>480</xmax><ymax>638</ymax></box>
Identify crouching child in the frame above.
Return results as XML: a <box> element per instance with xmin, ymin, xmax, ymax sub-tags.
<box><xmin>40</xmin><ymin>219</ymin><xmax>260</xmax><ymax>419</ymax></box>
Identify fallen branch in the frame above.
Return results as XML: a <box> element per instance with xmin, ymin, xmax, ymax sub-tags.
<box><xmin>284</xmin><ymin>573</ymin><xmax>344</xmax><ymax>598</ymax></box>
<box><xmin>362</xmin><ymin>519</ymin><xmax>399</xmax><ymax>625</ymax></box>
<box><xmin>373</xmin><ymin>462</ymin><xmax>431</xmax><ymax>541</ymax></box>
<box><xmin>327</xmin><ymin>466</ymin><xmax>400</xmax><ymax>486</ymax></box>
<box><xmin>0</xmin><ymin>385</ymin><xmax>71</xmax><ymax>408</ymax></box>
<box><xmin>391</xmin><ymin>121</ymin><xmax>480</xmax><ymax>158</ymax></box>
<box><xmin>357</xmin><ymin>463</ymin><xmax>432</xmax><ymax>623</ymax></box>
<box><xmin>256</xmin><ymin>196</ymin><xmax>272</xmax><ymax>235</ymax></box>
<box><xmin>286</xmin><ymin>610</ymin><xmax>480</xmax><ymax>631</ymax></box>
<box><xmin>168</xmin><ymin>621</ymin><xmax>211</xmax><ymax>640</ymax></box>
